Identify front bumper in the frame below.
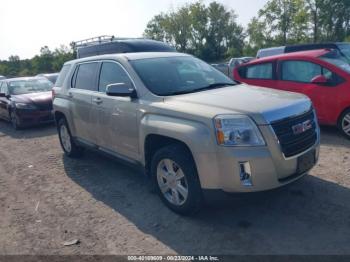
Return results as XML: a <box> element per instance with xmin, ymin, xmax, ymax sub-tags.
<box><xmin>15</xmin><ymin>109</ymin><xmax>54</xmax><ymax>127</ymax></box>
<box><xmin>194</xmin><ymin>125</ymin><xmax>320</xmax><ymax>193</ymax></box>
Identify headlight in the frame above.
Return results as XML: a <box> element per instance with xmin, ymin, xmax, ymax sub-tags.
<box><xmin>214</xmin><ymin>115</ymin><xmax>265</xmax><ymax>146</ymax></box>
<box><xmin>15</xmin><ymin>103</ymin><xmax>37</xmax><ymax>109</ymax></box>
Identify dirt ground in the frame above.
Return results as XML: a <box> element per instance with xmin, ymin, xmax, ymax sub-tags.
<box><xmin>0</xmin><ymin>120</ymin><xmax>349</xmax><ymax>255</ymax></box>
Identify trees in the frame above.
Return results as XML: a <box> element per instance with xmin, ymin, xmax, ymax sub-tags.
<box><xmin>2</xmin><ymin>0</ymin><xmax>350</xmax><ymax>74</ymax></box>
<box><xmin>246</xmin><ymin>0</ymin><xmax>350</xmax><ymax>55</ymax></box>
<box><xmin>144</xmin><ymin>1</ymin><xmax>245</xmax><ymax>62</ymax></box>
<box><xmin>306</xmin><ymin>0</ymin><xmax>322</xmax><ymax>43</ymax></box>
<box><xmin>0</xmin><ymin>45</ymin><xmax>74</xmax><ymax>77</ymax></box>
<box><xmin>317</xmin><ymin>0</ymin><xmax>350</xmax><ymax>41</ymax></box>
<box><xmin>246</xmin><ymin>0</ymin><xmax>309</xmax><ymax>55</ymax></box>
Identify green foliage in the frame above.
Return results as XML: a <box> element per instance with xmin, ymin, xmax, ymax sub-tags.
<box><xmin>0</xmin><ymin>45</ymin><xmax>74</xmax><ymax>77</ymax></box>
<box><xmin>144</xmin><ymin>1</ymin><xmax>245</xmax><ymax>62</ymax></box>
<box><xmin>2</xmin><ymin>0</ymin><xmax>350</xmax><ymax>73</ymax></box>
<box><xmin>145</xmin><ymin>0</ymin><xmax>350</xmax><ymax>59</ymax></box>
<box><xmin>247</xmin><ymin>0</ymin><xmax>310</xmax><ymax>49</ymax></box>
<box><xmin>247</xmin><ymin>0</ymin><xmax>350</xmax><ymax>52</ymax></box>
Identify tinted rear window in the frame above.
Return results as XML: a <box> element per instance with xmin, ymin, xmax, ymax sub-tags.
<box><xmin>74</xmin><ymin>63</ymin><xmax>99</xmax><ymax>91</ymax></box>
<box><xmin>281</xmin><ymin>61</ymin><xmax>321</xmax><ymax>82</ymax></box>
<box><xmin>55</xmin><ymin>65</ymin><xmax>71</xmax><ymax>87</ymax></box>
<box><xmin>245</xmin><ymin>63</ymin><xmax>273</xmax><ymax>79</ymax></box>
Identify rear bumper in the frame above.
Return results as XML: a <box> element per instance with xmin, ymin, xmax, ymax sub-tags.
<box><xmin>15</xmin><ymin>109</ymin><xmax>54</xmax><ymax>127</ymax></box>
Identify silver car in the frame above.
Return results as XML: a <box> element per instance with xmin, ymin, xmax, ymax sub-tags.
<box><xmin>53</xmin><ymin>52</ymin><xmax>320</xmax><ymax>215</ymax></box>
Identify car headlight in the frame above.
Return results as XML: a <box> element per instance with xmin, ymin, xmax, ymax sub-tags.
<box><xmin>15</xmin><ymin>103</ymin><xmax>37</xmax><ymax>109</ymax></box>
<box><xmin>214</xmin><ymin>115</ymin><xmax>265</xmax><ymax>146</ymax></box>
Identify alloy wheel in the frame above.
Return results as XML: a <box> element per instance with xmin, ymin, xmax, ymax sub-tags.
<box><xmin>156</xmin><ymin>159</ymin><xmax>189</xmax><ymax>206</ymax></box>
<box><xmin>342</xmin><ymin>113</ymin><xmax>350</xmax><ymax>136</ymax></box>
<box><xmin>60</xmin><ymin>125</ymin><xmax>72</xmax><ymax>153</ymax></box>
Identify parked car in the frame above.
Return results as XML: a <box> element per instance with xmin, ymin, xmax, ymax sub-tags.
<box><xmin>36</xmin><ymin>73</ymin><xmax>59</xmax><ymax>84</ymax></box>
<box><xmin>74</xmin><ymin>35</ymin><xmax>176</xmax><ymax>58</ymax></box>
<box><xmin>0</xmin><ymin>77</ymin><xmax>54</xmax><ymax>129</ymax></box>
<box><xmin>256</xmin><ymin>42</ymin><xmax>350</xmax><ymax>60</ymax></box>
<box><xmin>212</xmin><ymin>57</ymin><xmax>254</xmax><ymax>79</ymax></box>
<box><xmin>0</xmin><ymin>75</ymin><xmax>6</xmax><ymax>80</ymax></box>
<box><xmin>234</xmin><ymin>49</ymin><xmax>350</xmax><ymax>138</ymax></box>
<box><xmin>53</xmin><ymin>52</ymin><xmax>320</xmax><ymax>215</ymax></box>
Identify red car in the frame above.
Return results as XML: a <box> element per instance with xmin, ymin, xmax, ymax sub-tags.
<box><xmin>0</xmin><ymin>77</ymin><xmax>54</xmax><ymax>129</ymax></box>
<box><xmin>234</xmin><ymin>49</ymin><xmax>350</xmax><ymax>138</ymax></box>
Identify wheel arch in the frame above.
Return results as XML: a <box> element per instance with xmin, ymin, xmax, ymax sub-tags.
<box><xmin>337</xmin><ymin>107</ymin><xmax>350</xmax><ymax>138</ymax></box>
<box><xmin>54</xmin><ymin>111</ymin><xmax>66</xmax><ymax>124</ymax></box>
<box><xmin>337</xmin><ymin>106</ymin><xmax>350</xmax><ymax>124</ymax></box>
<box><xmin>144</xmin><ymin>134</ymin><xmax>195</xmax><ymax>177</ymax></box>
<box><xmin>139</xmin><ymin>114</ymin><xmax>214</xmax><ymax>181</ymax></box>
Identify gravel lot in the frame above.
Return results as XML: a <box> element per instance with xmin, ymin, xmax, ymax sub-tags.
<box><xmin>0</xmin><ymin>120</ymin><xmax>349</xmax><ymax>255</ymax></box>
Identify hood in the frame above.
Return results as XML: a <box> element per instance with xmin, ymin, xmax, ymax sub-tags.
<box><xmin>164</xmin><ymin>84</ymin><xmax>312</xmax><ymax>125</ymax></box>
<box><xmin>11</xmin><ymin>91</ymin><xmax>53</xmax><ymax>110</ymax></box>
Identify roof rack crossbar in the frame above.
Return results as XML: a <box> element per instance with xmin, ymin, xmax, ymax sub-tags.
<box><xmin>73</xmin><ymin>35</ymin><xmax>115</xmax><ymax>48</ymax></box>
<box><xmin>73</xmin><ymin>35</ymin><xmax>148</xmax><ymax>48</ymax></box>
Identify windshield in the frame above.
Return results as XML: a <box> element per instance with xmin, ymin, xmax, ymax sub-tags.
<box><xmin>8</xmin><ymin>79</ymin><xmax>53</xmax><ymax>95</ymax></box>
<box><xmin>319</xmin><ymin>50</ymin><xmax>350</xmax><ymax>74</ymax></box>
<box><xmin>130</xmin><ymin>56</ymin><xmax>235</xmax><ymax>96</ymax></box>
<box><xmin>46</xmin><ymin>74</ymin><xmax>58</xmax><ymax>84</ymax></box>
<box><xmin>338</xmin><ymin>43</ymin><xmax>350</xmax><ymax>62</ymax></box>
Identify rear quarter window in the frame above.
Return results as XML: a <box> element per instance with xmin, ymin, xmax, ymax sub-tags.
<box><xmin>55</xmin><ymin>65</ymin><xmax>71</xmax><ymax>87</ymax></box>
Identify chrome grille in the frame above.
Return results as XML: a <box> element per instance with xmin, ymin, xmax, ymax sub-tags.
<box><xmin>271</xmin><ymin>109</ymin><xmax>317</xmax><ymax>158</ymax></box>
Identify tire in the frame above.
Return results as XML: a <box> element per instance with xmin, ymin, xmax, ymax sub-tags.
<box><xmin>57</xmin><ymin>118</ymin><xmax>83</xmax><ymax>157</ymax></box>
<box><xmin>151</xmin><ymin>144</ymin><xmax>203</xmax><ymax>215</ymax></box>
<box><xmin>338</xmin><ymin>108</ymin><xmax>350</xmax><ymax>139</ymax></box>
<box><xmin>9</xmin><ymin>111</ymin><xmax>21</xmax><ymax>130</ymax></box>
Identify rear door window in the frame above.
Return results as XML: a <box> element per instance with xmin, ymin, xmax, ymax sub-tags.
<box><xmin>245</xmin><ymin>63</ymin><xmax>273</xmax><ymax>79</ymax></box>
<box><xmin>74</xmin><ymin>62</ymin><xmax>99</xmax><ymax>91</ymax></box>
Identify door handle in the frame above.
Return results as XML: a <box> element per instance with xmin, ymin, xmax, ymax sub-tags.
<box><xmin>93</xmin><ymin>98</ymin><xmax>103</xmax><ymax>104</ymax></box>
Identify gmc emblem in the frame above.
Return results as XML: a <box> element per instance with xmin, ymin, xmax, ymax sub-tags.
<box><xmin>292</xmin><ymin>120</ymin><xmax>313</xmax><ymax>135</ymax></box>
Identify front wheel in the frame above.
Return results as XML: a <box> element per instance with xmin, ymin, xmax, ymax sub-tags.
<box><xmin>338</xmin><ymin>109</ymin><xmax>350</xmax><ymax>139</ymax></box>
<box><xmin>9</xmin><ymin>111</ymin><xmax>21</xmax><ymax>130</ymax></box>
<box><xmin>57</xmin><ymin>118</ymin><xmax>83</xmax><ymax>157</ymax></box>
<box><xmin>151</xmin><ymin>144</ymin><xmax>203</xmax><ymax>215</ymax></box>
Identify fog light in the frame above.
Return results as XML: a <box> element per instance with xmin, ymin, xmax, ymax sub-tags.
<box><xmin>239</xmin><ymin>161</ymin><xmax>253</xmax><ymax>187</ymax></box>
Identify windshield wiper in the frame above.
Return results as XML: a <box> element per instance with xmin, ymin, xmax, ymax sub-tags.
<box><xmin>194</xmin><ymin>82</ymin><xmax>235</xmax><ymax>92</ymax></box>
<box><xmin>165</xmin><ymin>82</ymin><xmax>235</xmax><ymax>96</ymax></box>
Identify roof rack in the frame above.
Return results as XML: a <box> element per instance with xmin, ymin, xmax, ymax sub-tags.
<box><xmin>72</xmin><ymin>35</ymin><xmax>115</xmax><ymax>49</ymax></box>
<box><xmin>72</xmin><ymin>35</ymin><xmax>147</xmax><ymax>49</ymax></box>
<box><xmin>73</xmin><ymin>36</ymin><xmax>176</xmax><ymax>58</ymax></box>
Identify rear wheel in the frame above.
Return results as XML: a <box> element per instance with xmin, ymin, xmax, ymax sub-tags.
<box><xmin>338</xmin><ymin>109</ymin><xmax>350</xmax><ymax>139</ymax></box>
<box><xmin>151</xmin><ymin>144</ymin><xmax>203</xmax><ymax>215</ymax></box>
<box><xmin>57</xmin><ymin>118</ymin><xmax>83</xmax><ymax>157</ymax></box>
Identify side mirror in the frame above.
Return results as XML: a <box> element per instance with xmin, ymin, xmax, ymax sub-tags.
<box><xmin>106</xmin><ymin>83</ymin><xmax>137</xmax><ymax>98</ymax></box>
<box><xmin>311</xmin><ymin>75</ymin><xmax>328</xmax><ymax>85</ymax></box>
<box><xmin>0</xmin><ymin>93</ymin><xmax>6</xmax><ymax>97</ymax></box>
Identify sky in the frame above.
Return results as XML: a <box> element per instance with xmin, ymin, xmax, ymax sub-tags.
<box><xmin>0</xmin><ymin>0</ymin><xmax>268</xmax><ymax>60</ymax></box>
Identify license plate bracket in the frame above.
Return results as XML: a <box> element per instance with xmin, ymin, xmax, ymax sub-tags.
<box><xmin>297</xmin><ymin>149</ymin><xmax>316</xmax><ymax>174</ymax></box>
